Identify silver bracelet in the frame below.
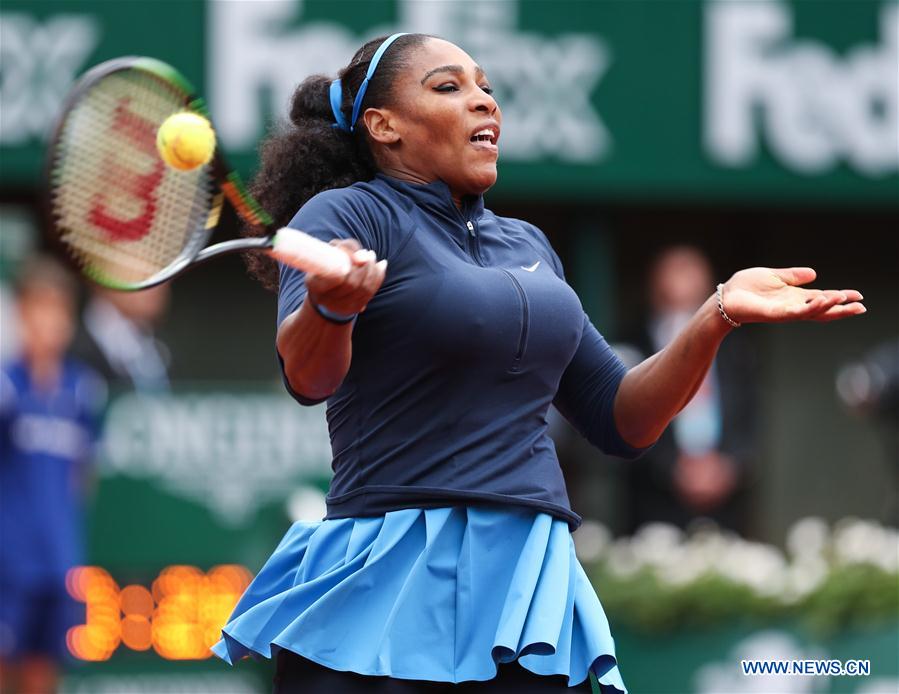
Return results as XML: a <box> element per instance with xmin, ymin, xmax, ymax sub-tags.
<box><xmin>716</xmin><ymin>283</ymin><xmax>741</xmax><ymax>328</ymax></box>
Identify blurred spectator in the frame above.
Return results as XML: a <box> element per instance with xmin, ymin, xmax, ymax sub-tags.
<box><xmin>836</xmin><ymin>338</ymin><xmax>899</xmax><ymax>522</ymax></box>
<box><xmin>836</xmin><ymin>338</ymin><xmax>899</xmax><ymax>424</ymax></box>
<box><xmin>621</xmin><ymin>246</ymin><xmax>760</xmax><ymax>535</ymax></box>
<box><xmin>71</xmin><ymin>284</ymin><xmax>172</xmax><ymax>394</ymax></box>
<box><xmin>0</xmin><ymin>283</ymin><xmax>20</xmax><ymax>363</ymax></box>
<box><xmin>0</xmin><ymin>256</ymin><xmax>106</xmax><ymax>694</ymax></box>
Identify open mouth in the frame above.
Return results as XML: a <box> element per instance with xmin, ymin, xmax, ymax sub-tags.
<box><xmin>469</xmin><ymin>126</ymin><xmax>499</xmax><ymax>147</ymax></box>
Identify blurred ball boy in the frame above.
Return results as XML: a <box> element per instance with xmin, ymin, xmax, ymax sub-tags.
<box><xmin>0</xmin><ymin>257</ymin><xmax>105</xmax><ymax>694</ymax></box>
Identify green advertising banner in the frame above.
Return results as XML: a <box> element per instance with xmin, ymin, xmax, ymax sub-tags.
<box><xmin>1</xmin><ymin>0</ymin><xmax>896</xmax><ymax>204</ymax></box>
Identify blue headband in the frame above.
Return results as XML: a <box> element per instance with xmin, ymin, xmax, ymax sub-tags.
<box><xmin>330</xmin><ymin>32</ymin><xmax>409</xmax><ymax>133</ymax></box>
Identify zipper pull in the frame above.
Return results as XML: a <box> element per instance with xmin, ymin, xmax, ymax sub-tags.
<box><xmin>466</xmin><ymin>221</ymin><xmax>475</xmax><ymax>236</ymax></box>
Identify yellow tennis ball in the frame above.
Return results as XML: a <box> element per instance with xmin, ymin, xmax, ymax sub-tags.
<box><xmin>156</xmin><ymin>112</ymin><xmax>216</xmax><ymax>171</ymax></box>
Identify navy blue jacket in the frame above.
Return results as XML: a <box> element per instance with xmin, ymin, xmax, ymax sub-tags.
<box><xmin>278</xmin><ymin>174</ymin><xmax>646</xmax><ymax>529</ymax></box>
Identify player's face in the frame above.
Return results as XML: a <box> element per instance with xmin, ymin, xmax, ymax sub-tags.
<box><xmin>18</xmin><ymin>286</ymin><xmax>75</xmax><ymax>361</ymax></box>
<box><xmin>385</xmin><ymin>39</ymin><xmax>501</xmax><ymax>202</ymax></box>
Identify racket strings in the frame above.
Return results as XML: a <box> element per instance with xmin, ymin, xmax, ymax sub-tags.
<box><xmin>50</xmin><ymin>70</ymin><xmax>214</xmax><ymax>288</ymax></box>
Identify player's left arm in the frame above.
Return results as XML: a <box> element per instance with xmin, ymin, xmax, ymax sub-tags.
<box><xmin>613</xmin><ymin>267</ymin><xmax>865</xmax><ymax>449</ymax></box>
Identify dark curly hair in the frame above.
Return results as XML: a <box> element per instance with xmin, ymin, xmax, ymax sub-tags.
<box><xmin>243</xmin><ymin>33</ymin><xmax>431</xmax><ymax>290</ymax></box>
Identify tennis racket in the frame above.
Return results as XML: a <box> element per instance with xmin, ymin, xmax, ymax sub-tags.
<box><xmin>46</xmin><ymin>56</ymin><xmax>351</xmax><ymax>291</ymax></box>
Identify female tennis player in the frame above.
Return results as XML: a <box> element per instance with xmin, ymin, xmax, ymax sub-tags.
<box><xmin>211</xmin><ymin>34</ymin><xmax>864</xmax><ymax>693</ymax></box>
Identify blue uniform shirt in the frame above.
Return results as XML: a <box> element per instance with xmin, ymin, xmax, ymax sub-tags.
<box><xmin>277</xmin><ymin>174</ymin><xmax>647</xmax><ymax>529</ymax></box>
<box><xmin>0</xmin><ymin>358</ymin><xmax>105</xmax><ymax>585</ymax></box>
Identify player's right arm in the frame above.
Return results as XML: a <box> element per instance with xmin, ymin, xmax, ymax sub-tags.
<box><xmin>277</xmin><ymin>239</ymin><xmax>386</xmax><ymax>401</ymax></box>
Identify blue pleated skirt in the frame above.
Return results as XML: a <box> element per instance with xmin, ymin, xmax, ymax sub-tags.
<box><xmin>211</xmin><ymin>505</ymin><xmax>626</xmax><ymax>692</ymax></box>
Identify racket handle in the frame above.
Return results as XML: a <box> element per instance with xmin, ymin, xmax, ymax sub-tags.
<box><xmin>269</xmin><ymin>228</ymin><xmax>352</xmax><ymax>278</ymax></box>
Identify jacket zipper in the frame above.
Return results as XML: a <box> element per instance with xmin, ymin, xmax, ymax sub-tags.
<box><xmin>501</xmin><ymin>269</ymin><xmax>529</xmax><ymax>371</ymax></box>
<box><xmin>464</xmin><ymin>219</ymin><xmax>484</xmax><ymax>266</ymax></box>
<box><xmin>464</xmin><ymin>212</ymin><xmax>527</xmax><ymax>369</ymax></box>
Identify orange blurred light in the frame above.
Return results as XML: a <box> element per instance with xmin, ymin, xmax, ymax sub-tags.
<box><xmin>152</xmin><ymin>620</ymin><xmax>207</xmax><ymax>660</ymax></box>
<box><xmin>67</xmin><ymin>564</ymin><xmax>251</xmax><ymax>661</ymax></box>
<box><xmin>120</xmin><ymin>584</ymin><xmax>154</xmax><ymax>617</ymax></box>
<box><xmin>208</xmin><ymin>564</ymin><xmax>253</xmax><ymax>593</ymax></box>
<box><xmin>121</xmin><ymin>614</ymin><xmax>153</xmax><ymax>651</ymax></box>
<box><xmin>65</xmin><ymin>567</ymin><xmax>85</xmax><ymax>600</ymax></box>
<box><xmin>66</xmin><ymin>566</ymin><xmax>118</xmax><ymax>602</ymax></box>
<box><xmin>66</xmin><ymin>624</ymin><xmax>117</xmax><ymax>661</ymax></box>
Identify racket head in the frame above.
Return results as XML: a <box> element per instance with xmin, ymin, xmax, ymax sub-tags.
<box><xmin>46</xmin><ymin>56</ymin><xmax>222</xmax><ymax>290</ymax></box>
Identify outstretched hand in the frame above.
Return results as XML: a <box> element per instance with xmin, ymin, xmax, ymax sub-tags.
<box><xmin>720</xmin><ymin>267</ymin><xmax>865</xmax><ymax>325</ymax></box>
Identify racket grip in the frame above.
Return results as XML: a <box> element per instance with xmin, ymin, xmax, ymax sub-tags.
<box><xmin>270</xmin><ymin>228</ymin><xmax>352</xmax><ymax>278</ymax></box>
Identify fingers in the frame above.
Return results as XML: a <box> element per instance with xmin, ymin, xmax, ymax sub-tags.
<box><xmin>330</xmin><ymin>238</ymin><xmax>362</xmax><ymax>254</ymax></box>
<box><xmin>791</xmin><ymin>288</ymin><xmax>866</xmax><ymax>322</ymax></box>
<box><xmin>331</xmin><ymin>257</ymin><xmax>386</xmax><ymax>303</ymax></box>
<box><xmin>352</xmin><ymin>248</ymin><xmax>377</xmax><ymax>266</ymax></box>
<box><xmin>805</xmin><ymin>291</ymin><xmax>846</xmax><ymax>317</ymax></box>
<box><xmin>773</xmin><ymin>267</ymin><xmax>817</xmax><ymax>286</ymax></box>
<box><xmin>812</xmin><ymin>290</ymin><xmax>848</xmax><ymax>305</ymax></box>
<box><xmin>345</xmin><ymin>257</ymin><xmax>387</xmax><ymax>312</ymax></box>
<box><xmin>772</xmin><ymin>288</ymin><xmax>865</xmax><ymax>321</ymax></box>
<box><xmin>778</xmin><ymin>293</ymin><xmax>826</xmax><ymax>320</ymax></box>
<box><xmin>326</xmin><ymin>255</ymin><xmax>382</xmax><ymax>299</ymax></box>
<box><xmin>298</xmin><ymin>239</ymin><xmax>363</xmax><ymax>292</ymax></box>
<box><xmin>360</xmin><ymin>259</ymin><xmax>388</xmax><ymax>310</ymax></box>
<box><xmin>802</xmin><ymin>289</ymin><xmax>864</xmax><ymax>305</ymax></box>
<box><xmin>306</xmin><ymin>247</ymin><xmax>387</xmax><ymax>315</ymax></box>
<box><xmin>812</xmin><ymin>302</ymin><xmax>867</xmax><ymax>322</ymax></box>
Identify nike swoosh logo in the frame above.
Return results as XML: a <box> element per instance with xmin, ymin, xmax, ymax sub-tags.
<box><xmin>521</xmin><ymin>261</ymin><xmax>540</xmax><ymax>272</ymax></box>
